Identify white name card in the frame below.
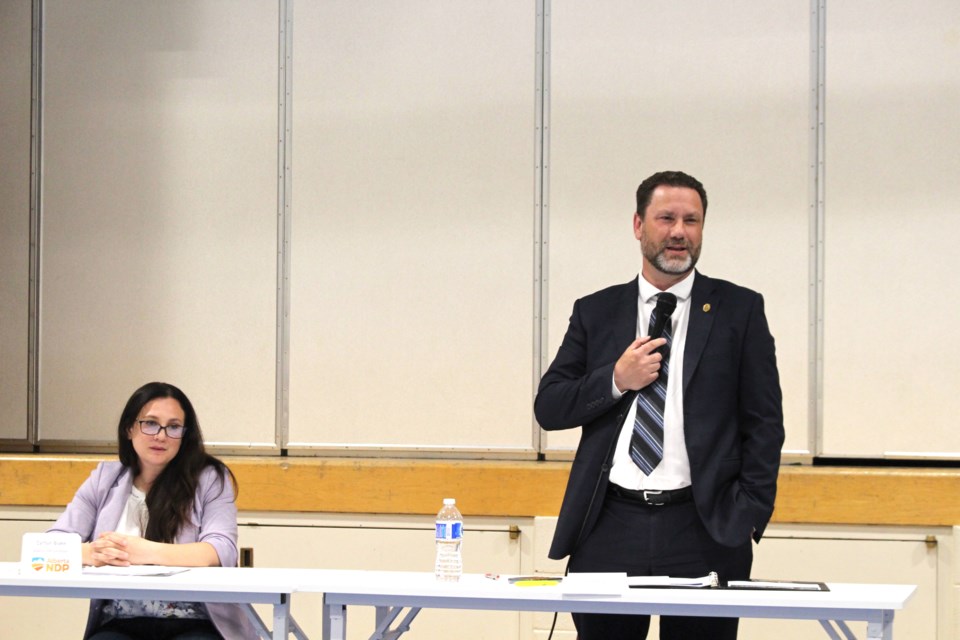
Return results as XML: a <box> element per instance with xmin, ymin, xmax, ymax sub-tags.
<box><xmin>21</xmin><ymin>532</ymin><xmax>82</xmax><ymax>576</ymax></box>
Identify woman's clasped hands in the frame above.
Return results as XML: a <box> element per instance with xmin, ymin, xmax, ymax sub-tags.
<box><xmin>85</xmin><ymin>532</ymin><xmax>154</xmax><ymax>567</ymax></box>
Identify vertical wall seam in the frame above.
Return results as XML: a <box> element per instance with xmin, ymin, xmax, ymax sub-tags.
<box><xmin>808</xmin><ymin>0</ymin><xmax>827</xmax><ymax>457</ymax></box>
<box><xmin>276</xmin><ymin>0</ymin><xmax>294</xmax><ymax>451</ymax></box>
<box><xmin>532</xmin><ymin>0</ymin><xmax>551</xmax><ymax>454</ymax></box>
<box><xmin>27</xmin><ymin>0</ymin><xmax>44</xmax><ymax>445</ymax></box>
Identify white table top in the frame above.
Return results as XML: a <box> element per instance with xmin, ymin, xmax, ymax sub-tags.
<box><xmin>0</xmin><ymin>564</ymin><xmax>916</xmax><ymax>622</ymax></box>
<box><xmin>305</xmin><ymin>571</ymin><xmax>916</xmax><ymax>617</ymax></box>
<box><xmin>0</xmin><ymin>563</ymin><xmax>294</xmax><ymax>604</ymax></box>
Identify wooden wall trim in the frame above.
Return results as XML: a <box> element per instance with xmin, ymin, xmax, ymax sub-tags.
<box><xmin>773</xmin><ymin>465</ymin><xmax>960</xmax><ymax>526</ymax></box>
<box><xmin>0</xmin><ymin>455</ymin><xmax>957</xmax><ymax>526</ymax></box>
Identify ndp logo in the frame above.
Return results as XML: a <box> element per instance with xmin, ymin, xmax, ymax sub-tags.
<box><xmin>30</xmin><ymin>556</ymin><xmax>71</xmax><ymax>572</ymax></box>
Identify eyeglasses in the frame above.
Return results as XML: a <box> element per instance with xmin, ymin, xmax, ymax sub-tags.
<box><xmin>137</xmin><ymin>420</ymin><xmax>187</xmax><ymax>439</ymax></box>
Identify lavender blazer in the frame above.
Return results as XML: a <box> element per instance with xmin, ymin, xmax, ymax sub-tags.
<box><xmin>49</xmin><ymin>461</ymin><xmax>259</xmax><ymax>640</ymax></box>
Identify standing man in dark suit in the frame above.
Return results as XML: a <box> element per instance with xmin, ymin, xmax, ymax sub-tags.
<box><xmin>535</xmin><ymin>170</ymin><xmax>784</xmax><ymax>639</ymax></box>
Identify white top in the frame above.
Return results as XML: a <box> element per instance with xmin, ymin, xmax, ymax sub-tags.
<box><xmin>609</xmin><ymin>270</ymin><xmax>694</xmax><ymax>491</ymax></box>
<box><xmin>116</xmin><ymin>486</ymin><xmax>148</xmax><ymax>536</ymax></box>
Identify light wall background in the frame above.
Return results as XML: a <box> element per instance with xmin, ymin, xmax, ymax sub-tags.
<box><xmin>1</xmin><ymin>0</ymin><xmax>958</xmax><ymax>460</ymax></box>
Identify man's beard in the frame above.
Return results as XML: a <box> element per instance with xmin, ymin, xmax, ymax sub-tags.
<box><xmin>643</xmin><ymin>238</ymin><xmax>700</xmax><ymax>276</ymax></box>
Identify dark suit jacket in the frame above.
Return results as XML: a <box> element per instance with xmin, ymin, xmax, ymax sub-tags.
<box><xmin>535</xmin><ymin>272</ymin><xmax>784</xmax><ymax>560</ymax></box>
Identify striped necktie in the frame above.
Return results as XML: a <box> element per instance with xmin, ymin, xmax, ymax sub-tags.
<box><xmin>629</xmin><ymin>293</ymin><xmax>677</xmax><ymax>474</ymax></box>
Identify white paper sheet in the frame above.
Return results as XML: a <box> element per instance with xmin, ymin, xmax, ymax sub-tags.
<box><xmin>82</xmin><ymin>565</ymin><xmax>189</xmax><ymax>577</ymax></box>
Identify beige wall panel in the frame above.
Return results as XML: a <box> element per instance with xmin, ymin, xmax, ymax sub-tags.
<box><xmin>38</xmin><ymin>1</ymin><xmax>279</xmax><ymax>447</ymax></box>
<box><xmin>822</xmin><ymin>1</ymin><xmax>960</xmax><ymax>457</ymax></box>
<box><xmin>241</xmin><ymin>519</ymin><xmax>522</xmax><ymax>639</ymax></box>
<box><xmin>545</xmin><ymin>2</ymin><xmax>810</xmax><ymax>454</ymax></box>
<box><xmin>0</xmin><ymin>0</ymin><xmax>32</xmax><ymax>441</ymax></box>
<box><xmin>288</xmin><ymin>1</ymin><xmax>536</xmax><ymax>451</ymax></box>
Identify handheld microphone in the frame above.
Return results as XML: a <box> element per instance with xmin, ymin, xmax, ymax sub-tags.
<box><xmin>649</xmin><ymin>293</ymin><xmax>677</xmax><ymax>341</ymax></box>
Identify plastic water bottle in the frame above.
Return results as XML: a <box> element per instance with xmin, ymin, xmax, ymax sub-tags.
<box><xmin>434</xmin><ymin>498</ymin><xmax>463</xmax><ymax>582</ymax></box>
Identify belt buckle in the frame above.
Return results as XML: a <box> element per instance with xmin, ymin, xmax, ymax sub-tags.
<box><xmin>643</xmin><ymin>490</ymin><xmax>664</xmax><ymax>505</ymax></box>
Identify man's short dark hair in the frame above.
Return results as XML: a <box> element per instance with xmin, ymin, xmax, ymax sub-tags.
<box><xmin>635</xmin><ymin>171</ymin><xmax>708</xmax><ymax>219</ymax></box>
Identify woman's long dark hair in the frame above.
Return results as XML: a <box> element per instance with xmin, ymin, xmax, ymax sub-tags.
<box><xmin>116</xmin><ymin>382</ymin><xmax>237</xmax><ymax>544</ymax></box>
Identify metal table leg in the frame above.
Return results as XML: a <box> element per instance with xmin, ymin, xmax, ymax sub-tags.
<box><xmin>323</xmin><ymin>595</ymin><xmax>347</xmax><ymax>640</ymax></box>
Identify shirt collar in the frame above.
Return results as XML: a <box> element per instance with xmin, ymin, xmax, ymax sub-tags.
<box><xmin>638</xmin><ymin>270</ymin><xmax>696</xmax><ymax>304</ymax></box>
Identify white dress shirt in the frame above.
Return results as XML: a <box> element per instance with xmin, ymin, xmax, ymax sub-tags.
<box><xmin>608</xmin><ymin>270</ymin><xmax>695</xmax><ymax>491</ymax></box>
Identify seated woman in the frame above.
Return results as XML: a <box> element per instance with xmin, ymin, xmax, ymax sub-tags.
<box><xmin>49</xmin><ymin>381</ymin><xmax>258</xmax><ymax>640</ymax></box>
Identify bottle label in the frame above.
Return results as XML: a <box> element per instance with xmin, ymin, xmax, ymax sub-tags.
<box><xmin>435</xmin><ymin>521</ymin><xmax>463</xmax><ymax>540</ymax></box>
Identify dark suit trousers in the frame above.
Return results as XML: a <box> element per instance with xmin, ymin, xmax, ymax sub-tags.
<box><xmin>568</xmin><ymin>490</ymin><xmax>753</xmax><ymax>640</ymax></box>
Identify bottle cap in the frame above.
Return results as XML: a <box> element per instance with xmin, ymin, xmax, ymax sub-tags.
<box><xmin>443</xmin><ymin>498</ymin><xmax>455</xmax><ymax>505</ymax></box>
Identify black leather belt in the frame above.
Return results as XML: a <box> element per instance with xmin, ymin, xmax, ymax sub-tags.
<box><xmin>608</xmin><ymin>484</ymin><xmax>693</xmax><ymax>506</ymax></box>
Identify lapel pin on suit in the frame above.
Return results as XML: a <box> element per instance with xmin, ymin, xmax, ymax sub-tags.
<box><xmin>703</xmin><ymin>303</ymin><xmax>711</xmax><ymax>313</ymax></box>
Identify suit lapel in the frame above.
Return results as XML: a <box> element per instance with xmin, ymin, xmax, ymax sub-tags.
<box><xmin>599</xmin><ymin>277</ymin><xmax>641</xmax><ymax>464</ymax></box>
<box><xmin>683</xmin><ymin>271</ymin><xmax>717</xmax><ymax>394</ymax></box>
<box><xmin>613</xmin><ymin>277</ymin><xmax>640</xmax><ymax>354</ymax></box>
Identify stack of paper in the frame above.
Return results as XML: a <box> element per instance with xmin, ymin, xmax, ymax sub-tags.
<box><xmin>627</xmin><ymin>572</ymin><xmax>719</xmax><ymax>589</ymax></box>
<box><xmin>561</xmin><ymin>572</ymin><xmax>627</xmax><ymax>597</ymax></box>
